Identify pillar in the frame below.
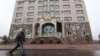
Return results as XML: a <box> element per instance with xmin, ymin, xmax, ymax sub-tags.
<box><xmin>40</xmin><ymin>24</ymin><xmax>42</xmax><ymax>37</ymax></box>
<box><xmin>62</xmin><ymin>22</ymin><xmax>65</xmax><ymax>38</ymax></box>
<box><xmin>55</xmin><ymin>23</ymin><xmax>57</xmax><ymax>37</ymax></box>
<box><xmin>32</xmin><ymin>24</ymin><xmax>35</xmax><ymax>39</ymax></box>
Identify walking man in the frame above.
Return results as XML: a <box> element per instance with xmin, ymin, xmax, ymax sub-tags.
<box><xmin>9</xmin><ymin>29</ymin><xmax>25</xmax><ymax>56</ymax></box>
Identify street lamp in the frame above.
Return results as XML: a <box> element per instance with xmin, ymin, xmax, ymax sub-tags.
<box><xmin>99</xmin><ymin>34</ymin><xmax>100</xmax><ymax>43</ymax></box>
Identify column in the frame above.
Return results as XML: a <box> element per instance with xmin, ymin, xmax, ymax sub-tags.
<box><xmin>40</xmin><ymin>24</ymin><xmax>42</xmax><ymax>37</ymax></box>
<box><xmin>55</xmin><ymin>23</ymin><xmax>57</xmax><ymax>37</ymax></box>
<box><xmin>62</xmin><ymin>22</ymin><xmax>65</xmax><ymax>38</ymax></box>
<box><xmin>32</xmin><ymin>24</ymin><xmax>35</xmax><ymax>39</ymax></box>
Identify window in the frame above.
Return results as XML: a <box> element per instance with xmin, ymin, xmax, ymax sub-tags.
<box><xmin>77</xmin><ymin>16</ymin><xmax>85</xmax><ymax>21</ymax></box>
<box><xmin>50</xmin><ymin>5</ymin><xmax>54</xmax><ymax>11</ymax></box>
<box><xmin>55</xmin><ymin>0</ymin><xmax>59</xmax><ymax>3</ymax></box>
<box><xmin>44</xmin><ymin>0</ymin><xmax>48</xmax><ymax>1</ymax></box>
<box><xmin>14</xmin><ymin>26</ymin><xmax>19</xmax><ymax>30</ymax></box>
<box><xmin>17</xmin><ymin>7</ymin><xmax>23</xmax><ymax>11</ymax></box>
<box><xmin>29</xmin><ymin>0</ymin><xmax>35</xmax><ymax>1</ymax></box>
<box><xmin>29</xmin><ymin>1</ymin><xmax>35</xmax><ymax>5</ymax></box>
<box><xmin>15</xmin><ymin>19</ymin><xmax>21</xmax><ymax>23</ymax></box>
<box><xmin>56</xmin><ymin>17</ymin><xmax>60</xmax><ymax>21</ymax></box>
<box><xmin>26</xmin><ymin>18</ymin><xmax>33</xmax><ymax>23</ymax></box>
<box><xmin>55</xmin><ymin>5</ymin><xmax>59</xmax><ymax>9</ymax></box>
<box><xmin>75</xmin><ymin>4</ymin><xmax>82</xmax><ymax>8</ymax></box>
<box><xmin>43</xmin><ymin>0</ymin><xmax>48</xmax><ymax>5</ymax></box>
<box><xmin>66</xmin><ymin>24</ymin><xmax>72</xmax><ymax>28</ymax></box>
<box><xmin>38</xmin><ymin>6</ymin><xmax>43</xmax><ymax>10</ymax></box>
<box><xmin>66</xmin><ymin>31</ymin><xmax>73</xmax><ymax>37</ymax></box>
<box><xmin>76</xmin><ymin>10</ymin><xmax>83</xmax><ymax>14</ymax></box>
<box><xmin>63</xmin><ymin>5</ymin><xmax>70</xmax><ymax>9</ymax></box>
<box><xmin>38</xmin><ymin>12</ymin><xmax>42</xmax><ymax>16</ymax></box>
<box><xmin>79</xmin><ymin>23</ymin><xmax>85</xmax><ymax>28</ymax></box>
<box><xmin>38</xmin><ymin>1</ymin><xmax>43</xmax><ymax>4</ymax></box>
<box><xmin>74</xmin><ymin>0</ymin><xmax>81</xmax><ymax>3</ymax></box>
<box><xmin>28</xmin><ymin>6</ymin><xmax>34</xmax><ymax>10</ymax></box>
<box><xmin>63</xmin><ymin>0</ymin><xmax>69</xmax><ymax>3</ymax></box>
<box><xmin>18</xmin><ymin>1</ymin><xmax>24</xmax><ymax>5</ymax></box>
<box><xmin>55</xmin><ymin>11</ymin><xmax>60</xmax><ymax>15</ymax></box>
<box><xmin>50</xmin><ymin>0</ymin><xmax>54</xmax><ymax>5</ymax></box>
<box><xmin>16</xmin><ymin>13</ymin><xmax>22</xmax><ymax>17</ymax></box>
<box><xmin>27</xmin><ymin>12</ymin><xmax>34</xmax><ymax>16</ymax></box>
<box><xmin>50</xmin><ymin>11</ymin><xmax>55</xmax><ymax>16</ymax></box>
<box><xmin>64</xmin><ymin>10</ymin><xmax>71</xmax><ymax>15</ymax></box>
<box><xmin>80</xmin><ymin>31</ymin><xmax>86</xmax><ymax>37</ymax></box>
<box><xmin>50</xmin><ymin>0</ymin><xmax>54</xmax><ymax>1</ymax></box>
<box><xmin>43</xmin><ymin>6</ymin><xmax>47</xmax><ymax>11</ymax></box>
<box><xmin>76</xmin><ymin>23</ymin><xmax>85</xmax><ymax>29</ymax></box>
<box><xmin>64</xmin><ymin>17</ymin><xmax>72</xmax><ymax>21</ymax></box>
<box><xmin>43</xmin><ymin>12</ymin><xmax>47</xmax><ymax>16</ymax></box>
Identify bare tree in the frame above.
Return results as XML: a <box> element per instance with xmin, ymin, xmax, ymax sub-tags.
<box><xmin>2</xmin><ymin>35</ymin><xmax>8</xmax><ymax>44</ymax></box>
<box><xmin>1</xmin><ymin>35</ymin><xmax>11</xmax><ymax>44</ymax></box>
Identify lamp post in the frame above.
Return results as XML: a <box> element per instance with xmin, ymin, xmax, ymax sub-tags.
<box><xmin>99</xmin><ymin>34</ymin><xmax>100</xmax><ymax>43</ymax></box>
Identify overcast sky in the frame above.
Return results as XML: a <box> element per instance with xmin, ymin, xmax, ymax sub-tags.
<box><xmin>0</xmin><ymin>0</ymin><xmax>100</xmax><ymax>40</ymax></box>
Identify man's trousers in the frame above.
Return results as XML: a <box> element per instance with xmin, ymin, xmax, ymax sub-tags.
<box><xmin>9</xmin><ymin>41</ymin><xmax>24</xmax><ymax>55</ymax></box>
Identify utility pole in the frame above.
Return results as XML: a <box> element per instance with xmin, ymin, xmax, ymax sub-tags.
<box><xmin>99</xmin><ymin>34</ymin><xmax>100</xmax><ymax>43</ymax></box>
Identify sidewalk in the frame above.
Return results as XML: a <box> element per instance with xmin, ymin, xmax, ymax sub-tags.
<box><xmin>0</xmin><ymin>44</ymin><xmax>100</xmax><ymax>50</ymax></box>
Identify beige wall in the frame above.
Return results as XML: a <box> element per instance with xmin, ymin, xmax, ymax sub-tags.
<box><xmin>9</xmin><ymin>0</ymin><xmax>92</xmax><ymax>42</ymax></box>
<box><xmin>12</xmin><ymin>0</ymin><xmax>89</xmax><ymax>24</ymax></box>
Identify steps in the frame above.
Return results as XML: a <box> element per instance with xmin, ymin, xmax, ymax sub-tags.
<box><xmin>31</xmin><ymin>37</ymin><xmax>62</xmax><ymax>44</ymax></box>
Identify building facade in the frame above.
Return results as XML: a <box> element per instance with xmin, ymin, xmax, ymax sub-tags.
<box><xmin>9</xmin><ymin>0</ymin><xmax>92</xmax><ymax>44</ymax></box>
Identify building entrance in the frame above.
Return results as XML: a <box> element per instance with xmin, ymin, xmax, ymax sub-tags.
<box><xmin>57</xmin><ymin>22</ymin><xmax>62</xmax><ymax>38</ymax></box>
<box><xmin>42</xmin><ymin>23</ymin><xmax>54</xmax><ymax>37</ymax></box>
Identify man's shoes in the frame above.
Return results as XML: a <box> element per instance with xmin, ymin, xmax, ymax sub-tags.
<box><xmin>9</xmin><ymin>52</ymin><xmax>13</xmax><ymax>56</ymax></box>
<box><xmin>22</xmin><ymin>54</ymin><xmax>26</xmax><ymax>56</ymax></box>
